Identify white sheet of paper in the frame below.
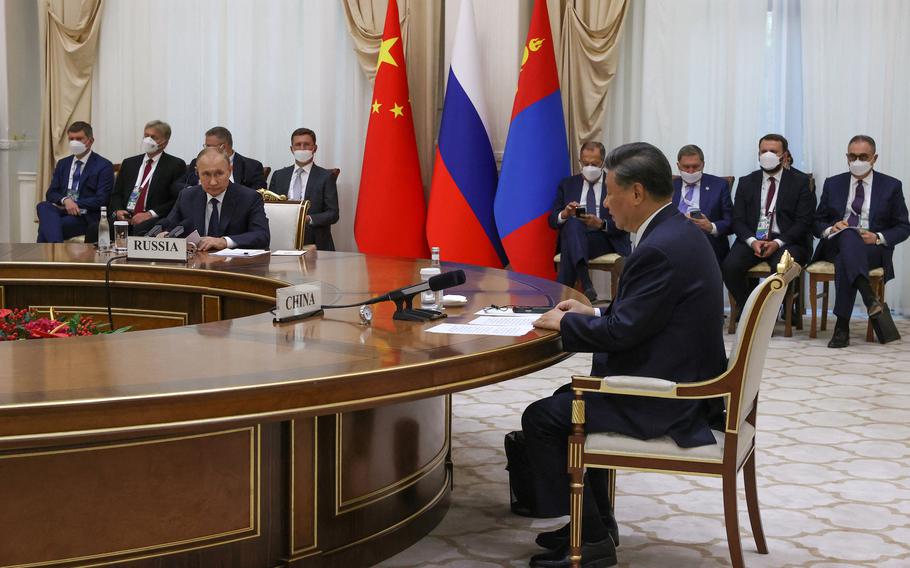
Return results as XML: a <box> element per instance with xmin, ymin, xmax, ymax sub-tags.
<box><xmin>426</xmin><ymin>323</ymin><xmax>535</xmax><ymax>336</ymax></box>
<box><xmin>473</xmin><ymin>308</ymin><xmax>541</xmax><ymax>318</ymax></box>
<box><xmin>826</xmin><ymin>226</ymin><xmax>864</xmax><ymax>239</ymax></box>
<box><xmin>469</xmin><ymin>316</ymin><xmax>539</xmax><ymax>327</ymax></box>
<box><xmin>210</xmin><ymin>249</ymin><xmax>270</xmax><ymax>257</ymax></box>
<box><xmin>271</xmin><ymin>250</ymin><xmax>307</xmax><ymax>256</ymax></box>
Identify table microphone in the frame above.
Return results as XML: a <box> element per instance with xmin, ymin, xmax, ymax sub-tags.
<box><xmin>323</xmin><ymin>269</ymin><xmax>466</xmax><ymax>322</ymax></box>
<box><xmin>167</xmin><ymin>220</ymin><xmax>195</xmax><ymax>239</ymax></box>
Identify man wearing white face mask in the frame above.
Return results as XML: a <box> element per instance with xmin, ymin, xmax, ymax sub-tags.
<box><xmin>108</xmin><ymin>120</ymin><xmax>187</xmax><ymax>235</ymax></box>
<box><xmin>268</xmin><ymin>128</ymin><xmax>340</xmax><ymax>250</ymax></box>
<box><xmin>812</xmin><ymin>135</ymin><xmax>909</xmax><ymax>348</ymax></box>
<box><xmin>549</xmin><ymin>141</ymin><xmax>631</xmax><ymax>301</ymax></box>
<box><xmin>672</xmin><ymin>144</ymin><xmax>733</xmax><ymax>265</ymax></box>
<box><xmin>37</xmin><ymin>121</ymin><xmax>114</xmax><ymax>243</ymax></box>
<box><xmin>722</xmin><ymin>133</ymin><xmax>815</xmax><ymax>320</ymax></box>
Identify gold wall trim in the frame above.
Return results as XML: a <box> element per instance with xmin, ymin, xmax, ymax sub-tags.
<box><xmin>0</xmin><ymin>426</ymin><xmax>260</xmax><ymax>568</ymax></box>
<box><xmin>202</xmin><ymin>295</ymin><xmax>222</xmax><ymax>323</ymax></box>
<box><xmin>334</xmin><ymin>400</ymin><xmax>451</xmax><ymax>514</ymax></box>
<box><xmin>289</xmin><ymin>418</ymin><xmax>319</xmax><ymax>556</ymax></box>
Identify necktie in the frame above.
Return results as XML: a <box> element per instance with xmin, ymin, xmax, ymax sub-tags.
<box><xmin>208</xmin><ymin>198</ymin><xmax>221</xmax><ymax>237</ymax></box>
<box><xmin>848</xmin><ymin>180</ymin><xmax>864</xmax><ymax>227</ymax></box>
<box><xmin>134</xmin><ymin>158</ymin><xmax>154</xmax><ymax>213</ymax></box>
<box><xmin>585</xmin><ymin>182</ymin><xmax>597</xmax><ymax>218</ymax></box>
<box><xmin>292</xmin><ymin>169</ymin><xmax>304</xmax><ymax>200</ymax></box>
<box><xmin>679</xmin><ymin>183</ymin><xmax>695</xmax><ymax>214</ymax></box>
<box><xmin>69</xmin><ymin>160</ymin><xmax>84</xmax><ymax>199</ymax></box>
<box><xmin>764</xmin><ymin>176</ymin><xmax>776</xmax><ymax>216</ymax></box>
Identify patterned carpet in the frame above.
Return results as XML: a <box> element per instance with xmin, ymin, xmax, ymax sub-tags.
<box><xmin>380</xmin><ymin>317</ymin><xmax>910</xmax><ymax>567</ymax></box>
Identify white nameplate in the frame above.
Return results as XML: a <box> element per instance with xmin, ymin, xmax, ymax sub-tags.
<box><xmin>275</xmin><ymin>282</ymin><xmax>323</xmax><ymax>322</ymax></box>
<box><xmin>127</xmin><ymin>237</ymin><xmax>187</xmax><ymax>262</ymax></box>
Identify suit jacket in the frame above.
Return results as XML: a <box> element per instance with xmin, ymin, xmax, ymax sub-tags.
<box><xmin>177</xmin><ymin>152</ymin><xmax>267</xmax><ymax>191</ymax></box>
<box><xmin>269</xmin><ymin>164</ymin><xmax>340</xmax><ymax>250</ymax></box>
<box><xmin>560</xmin><ymin>206</ymin><xmax>727</xmax><ymax>447</ymax></box>
<box><xmin>812</xmin><ymin>171</ymin><xmax>910</xmax><ymax>280</ymax></box>
<box><xmin>164</xmin><ymin>183</ymin><xmax>270</xmax><ymax>249</ymax></box>
<box><xmin>45</xmin><ymin>152</ymin><xmax>115</xmax><ymax>224</ymax></box>
<box><xmin>672</xmin><ymin>173</ymin><xmax>734</xmax><ymax>262</ymax></box>
<box><xmin>109</xmin><ymin>152</ymin><xmax>187</xmax><ymax>219</ymax></box>
<box><xmin>732</xmin><ymin>168</ymin><xmax>815</xmax><ymax>250</ymax></box>
<box><xmin>548</xmin><ymin>173</ymin><xmax>631</xmax><ymax>256</ymax></box>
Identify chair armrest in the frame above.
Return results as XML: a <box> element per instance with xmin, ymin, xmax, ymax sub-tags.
<box><xmin>572</xmin><ymin>375</ymin><xmax>678</xmax><ymax>397</ymax></box>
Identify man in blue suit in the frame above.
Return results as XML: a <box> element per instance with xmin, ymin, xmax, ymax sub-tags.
<box><xmin>36</xmin><ymin>122</ymin><xmax>114</xmax><ymax>243</ymax></box>
<box><xmin>671</xmin><ymin>144</ymin><xmax>733</xmax><ymax>265</ymax></box>
<box><xmin>549</xmin><ymin>141</ymin><xmax>631</xmax><ymax>302</ymax></box>
<box><xmin>163</xmin><ymin>148</ymin><xmax>270</xmax><ymax>251</ymax></box>
<box><xmin>525</xmin><ymin>142</ymin><xmax>727</xmax><ymax>568</ymax></box>
<box><xmin>813</xmin><ymin>135</ymin><xmax>909</xmax><ymax>348</ymax></box>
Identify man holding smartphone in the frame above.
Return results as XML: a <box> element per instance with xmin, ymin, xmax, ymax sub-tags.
<box><xmin>549</xmin><ymin>142</ymin><xmax>631</xmax><ymax>301</ymax></box>
<box><xmin>672</xmin><ymin>144</ymin><xmax>733</xmax><ymax>265</ymax></box>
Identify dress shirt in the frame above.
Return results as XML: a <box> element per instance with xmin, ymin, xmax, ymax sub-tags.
<box><xmin>746</xmin><ymin>170</ymin><xmax>784</xmax><ymax>247</ymax></box>
<box><xmin>204</xmin><ymin>190</ymin><xmax>236</xmax><ymax>249</ymax></box>
<box><xmin>132</xmin><ymin>152</ymin><xmax>162</xmax><ymax>217</ymax></box>
<box><xmin>228</xmin><ymin>152</ymin><xmax>235</xmax><ymax>183</ymax></box>
<box><xmin>61</xmin><ymin>150</ymin><xmax>93</xmax><ymax>204</ymax></box>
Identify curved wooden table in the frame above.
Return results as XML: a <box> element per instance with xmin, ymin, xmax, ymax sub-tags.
<box><xmin>0</xmin><ymin>243</ymin><xmax>579</xmax><ymax>568</ymax></box>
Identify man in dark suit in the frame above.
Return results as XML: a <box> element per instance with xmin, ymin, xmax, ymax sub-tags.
<box><xmin>549</xmin><ymin>141</ymin><xmax>630</xmax><ymax>302</ymax></box>
<box><xmin>268</xmin><ymin>127</ymin><xmax>340</xmax><ymax>250</ymax></box>
<box><xmin>37</xmin><ymin>121</ymin><xmax>114</xmax><ymax>243</ymax></box>
<box><xmin>176</xmin><ymin>126</ymin><xmax>267</xmax><ymax>191</ymax></box>
<box><xmin>163</xmin><ymin>148</ymin><xmax>270</xmax><ymax>251</ymax></box>
<box><xmin>109</xmin><ymin>120</ymin><xmax>187</xmax><ymax>235</ymax></box>
<box><xmin>525</xmin><ymin>142</ymin><xmax>727</xmax><ymax>568</ymax></box>
<box><xmin>722</xmin><ymin>133</ymin><xmax>816</xmax><ymax>318</ymax></box>
<box><xmin>812</xmin><ymin>135</ymin><xmax>909</xmax><ymax>347</ymax></box>
<box><xmin>672</xmin><ymin>144</ymin><xmax>733</xmax><ymax>265</ymax></box>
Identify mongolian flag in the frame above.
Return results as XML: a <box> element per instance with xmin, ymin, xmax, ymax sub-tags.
<box><xmin>426</xmin><ymin>0</ymin><xmax>506</xmax><ymax>268</ymax></box>
<box><xmin>493</xmin><ymin>0</ymin><xmax>569</xmax><ymax>279</ymax></box>
<box><xmin>354</xmin><ymin>0</ymin><xmax>429</xmax><ymax>258</ymax></box>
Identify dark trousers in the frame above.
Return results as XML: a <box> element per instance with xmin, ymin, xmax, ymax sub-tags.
<box><xmin>521</xmin><ymin>384</ymin><xmax>621</xmax><ymax>529</ymax></box>
<box><xmin>820</xmin><ymin>230</ymin><xmax>884</xmax><ymax>319</ymax></box>
<box><xmin>36</xmin><ymin>202</ymin><xmax>89</xmax><ymax>243</ymax></box>
<box><xmin>557</xmin><ymin>218</ymin><xmax>615</xmax><ymax>287</ymax></box>
<box><xmin>722</xmin><ymin>239</ymin><xmax>808</xmax><ymax>311</ymax></box>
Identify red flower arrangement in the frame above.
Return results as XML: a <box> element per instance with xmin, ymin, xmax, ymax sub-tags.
<box><xmin>0</xmin><ymin>308</ymin><xmax>129</xmax><ymax>340</ymax></box>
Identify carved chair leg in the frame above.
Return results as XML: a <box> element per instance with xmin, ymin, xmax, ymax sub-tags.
<box><xmin>743</xmin><ymin>452</ymin><xmax>768</xmax><ymax>554</ymax></box>
<box><xmin>809</xmin><ymin>274</ymin><xmax>818</xmax><ymax>338</ymax></box>
<box><xmin>820</xmin><ymin>280</ymin><xmax>829</xmax><ymax>332</ymax></box>
<box><xmin>568</xmin><ymin>390</ymin><xmax>587</xmax><ymax>568</ymax></box>
<box><xmin>723</xmin><ymin>470</ymin><xmax>746</xmax><ymax>568</ymax></box>
<box><xmin>727</xmin><ymin>292</ymin><xmax>737</xmax><ymax>334</ymax></box>
<box><xmin>784</xmin><ymin>282</ymin><xmax>794</xmax><ymax>337</ymax></box>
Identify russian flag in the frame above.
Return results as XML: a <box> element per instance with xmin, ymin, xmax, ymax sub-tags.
<box><xmin>493</xmin><ymin>0</ymin><xmax>569</xmax><ymax>279</ymax></box>
<box><xmin>426</xmin><ymin>0</ymin><xmax>506</xmax><ymax>268</ymax></box>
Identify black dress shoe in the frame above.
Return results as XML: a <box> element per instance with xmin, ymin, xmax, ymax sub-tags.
<box><xmin>529</xmin><ymin>537</ymin><xmax>617</xmax><ymax>568</ymax></box>
<box><xmin>535</xmin><ymin>518</ymin><xmax>620</xmax><ymax>549</ymax></box>
<box><xmin>583</xmin><ymin>287</ymin><xmax>598</xmax><ymax>303</ymax></box>
<box><xmin>828</xmin><ymin>327</ymin><xmax>850</xmax><ymax>348</ymax></box>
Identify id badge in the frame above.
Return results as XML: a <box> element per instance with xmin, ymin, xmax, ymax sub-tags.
<box><xmin>756</xmin><ymin>215</ymin><xmax>770</xmax><ymax>240</ymax></box>
<box><xmin>126</xmin><ymin>186</ymin><xmax>141</xmax><ymax>211</ymax></box>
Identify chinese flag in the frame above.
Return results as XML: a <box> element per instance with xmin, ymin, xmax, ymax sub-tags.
<box><xmin>354</xmin><ymin>0</ymin><xmax>429</xmax><ymax>259</ymax></box>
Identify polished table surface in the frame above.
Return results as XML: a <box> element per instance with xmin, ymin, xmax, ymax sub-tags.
<box><xmin>0</xmin><ymin>243</ymin><xmax>579</xmax><ymax>440</ymax></box>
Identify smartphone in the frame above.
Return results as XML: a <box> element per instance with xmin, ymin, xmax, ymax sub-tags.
<box><xmin>575</xmin><ymin>206</ymin><xmax>587</xmax><ymax>217</ymax></box>
<box><xmin>688</xmin><ymin>208</ymin><xmax>703</xmax><ymax>219</ymax></box>
<box><xmin>512</xmin><ymin>306</ymin><xmax>552</xmax><ymax>314</ymax></box>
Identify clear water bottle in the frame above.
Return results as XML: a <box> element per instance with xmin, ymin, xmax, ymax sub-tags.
<box><xmin>422</xmin><ymin>246</ymin><xmax>443</xmax><ymax>309</ymax></box>
<box><xmin>97</xmin><ymin>206</ymin><xmax>111</xmax><ymax>252</ymax></box>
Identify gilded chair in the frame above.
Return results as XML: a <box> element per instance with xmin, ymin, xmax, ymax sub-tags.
<box><xmin>566</xmin><ymin>252</ymin><xmax>801</xmax><ymax>568</ymax></box>
<box><xmin>260</xmin><ymin>190</ymin><xmax>311</xmax><ymax>250</ymax></box>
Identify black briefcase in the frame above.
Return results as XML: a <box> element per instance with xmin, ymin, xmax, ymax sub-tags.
<box><xmin>505</xmin><ymin>430</ymin><xmax>549</xmax><ymax>517</ymax></box>
<box><xmin>871</xmin><ymin>303</ymin><xmax>901</xmax><ymax>344</ymax></box>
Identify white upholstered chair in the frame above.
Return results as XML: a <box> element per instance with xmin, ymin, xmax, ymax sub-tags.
<box><xmin>262</xmin><ymin>199</ymin><xmax>310</xmax><ymax>250</ymax></box>
<box><xmin>553</xmin><ymin>253</ymin><xmax>625</xmax><ymax>302</ymax></box>
<box><xmin>565</xmin><ymin>252</ymin><xmax>801</xmax><ymax>568</ymax></box>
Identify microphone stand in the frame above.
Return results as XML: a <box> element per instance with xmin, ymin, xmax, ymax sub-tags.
<box><xmin>389</xmin><ymin>289</ymin><xmax>447</xmax><ymax>322</ymax></box>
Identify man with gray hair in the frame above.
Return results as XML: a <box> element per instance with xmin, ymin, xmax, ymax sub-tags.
<box><xmin>549</xmin><ymin>141</ymin><xmax>630</xmax><ymax>301</ymax></box>
<box><xmin>109</xmin><ymin>120</ymin><xmax>187</xmax><ymax>235</ymax></box>
<box><xmin>525</xmin><ymin>142</ymin><xmax>726</xmax><ymax>567</ymax></box>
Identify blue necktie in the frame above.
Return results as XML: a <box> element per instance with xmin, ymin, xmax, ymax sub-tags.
<box><xmin>848</xmin><ymin>180</ymin><xmax>864</xmax><ymax>227</ymax></box>
<box><xmin>679</xmin><ymin>183</ymin><xmax>695</xmax><ymax>214</ymax></box>
<box><xmin>585</xmin><ymin>182</ymin><xmax>597</xmax><ymax>217</ymax></box>
<box><xmin>208</xmin><ymin>198</ymin><xmax>221</xmax><ymax>237</ymax></box>
<box><xmin>68</xmin><ymin>160</ymin><xmax>83</xmax><ymax>200</ymax></box>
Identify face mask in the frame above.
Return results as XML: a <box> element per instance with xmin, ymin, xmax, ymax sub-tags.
<box><xmin>293</xmin><ymin>149</ymin><xmax>314</xmax><ymax>164</ymax></box>
<box><xmin>679</xmin><ymin>170</ymin><xmax>703</xmax><ymax>185</ymax></box>
<box><xmin>141</xmin><ymin>137</ymin><xmax>159</xmax><ymax>154</ymax></box>
<box><xmin>581</xmin><ymin>165</ymin><xmax>603</xmax><ymax>183</ymax></box>
<box><xmin>759</xmin><ymin>151</ymin><xmax>780</xmax><ymax>171</ymax></box>
<box><xmin>69</xmin><ymin>140</ymin><xmax>87</xmax><ymax>156</ymax></box>
<box><xmin>849</xmin><ymin>160</ymin><xmax>872</xmax><ymax>177</ymax></box>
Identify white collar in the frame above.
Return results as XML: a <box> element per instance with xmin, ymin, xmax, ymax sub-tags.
<box><xmin>631</xmin><ymin>202</ymin><xmax>672</xmax><ymax>251</ymax></box>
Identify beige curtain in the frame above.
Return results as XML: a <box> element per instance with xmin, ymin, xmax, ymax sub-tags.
<box><xmin>37</xmin><ymin>0</ymin><xmax>104</xmax><ymax>205</ymax></box>
<box><xmin>342</xmin><ymin>0</ymin><xmax>442</xmax><ymax>189</ymax></box>
<box><xmin>549</xmin><ymin>0</ymin><xmax>628</xmax><ymax>171</ymax></box>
